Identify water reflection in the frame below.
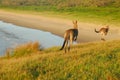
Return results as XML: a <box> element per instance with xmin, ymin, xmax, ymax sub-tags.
<box><xmin>0</xmin><ymin>21</ymin><xmax>64</xmax><ymax>56</ymax></box>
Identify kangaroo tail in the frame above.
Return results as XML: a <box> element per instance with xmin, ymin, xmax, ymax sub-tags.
<box><xmin>60</xmin><ymin>40</ymin><xmax>66</xmax><ymax>50</ymax></box>
<box><xmin>95</xmin><ymin>28</ymin><xmax>99</xmax><ymax>33</ymax></box>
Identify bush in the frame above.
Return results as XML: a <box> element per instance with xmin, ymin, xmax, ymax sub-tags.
<box><xmin>12</xmin><ymin>41</ymin><xmax>41</xmax><ymax>57</ymax></box>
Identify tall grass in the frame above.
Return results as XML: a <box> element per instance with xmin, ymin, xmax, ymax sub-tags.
<box><xmin>6</xmin><ymin>41</ymin><xmax>41</xmax><ymax>57</ymax></box>
<box><xmin>0</xmin><ymin>40</ymin><xmax>120</xmax><ymax>80</ymax></box>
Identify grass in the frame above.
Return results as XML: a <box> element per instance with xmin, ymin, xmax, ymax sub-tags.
<box><xmin>0</xmin><ymin>6</ymin><xmax>120</xmax><ymax>26</ymax></box>
<box><xmin>4</xmin><ymin>41</ymin><xmax>41</xmax><ymax>58</ymax></box>
<box><xmin>0</xmin><ymin>5</ymin><xmax>120</xmax><ymax>79</ymax></box>
<box><xmin>0</xmin><ymin>40</ymin><xmax>120</xmax><ymax>80</ymax></box>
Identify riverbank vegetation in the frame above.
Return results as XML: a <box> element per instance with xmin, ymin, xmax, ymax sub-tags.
<box><xmin>0</xmin><ymin>40</ymin><xmax>120</xmax><ymax>80</ymax></box>
<box><xmin>0</xmin><ymin>0</ymin><xmax>120</xmax><ymax>26</ymax></box>
<box><xmin>4</xmin><ymin>42</ymin><xmax>41</xmax><ymax>58</ymax></box>
<box><xmin>0</xmin><ymin>0</ymin><xmax>120</xmax><ymax>7</ymax></box>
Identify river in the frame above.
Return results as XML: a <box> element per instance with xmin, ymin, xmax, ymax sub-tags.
<box><xmin>0</xmin><ymin>21</ymin><xmax>64</xmax><ymax>56</ymax></box>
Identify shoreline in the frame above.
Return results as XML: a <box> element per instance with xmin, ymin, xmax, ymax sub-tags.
<box><xmin>0</xmin><ymin>10</ymin><xmax>120</xmax><ymax>43</ymax></box>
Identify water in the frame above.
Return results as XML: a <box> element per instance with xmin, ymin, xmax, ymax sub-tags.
<box><xmin>0</xmin><ymin>21</ymin><xmax>64</xmax><ymax>56</ymax></box>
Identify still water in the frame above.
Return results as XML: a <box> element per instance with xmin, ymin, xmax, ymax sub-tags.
<box><xmin>0</xmin><ymin>21</ymin><xmax>64</xmax><ymax>56</ymax></box>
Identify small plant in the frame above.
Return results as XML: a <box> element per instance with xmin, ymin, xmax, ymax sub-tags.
<box><xmin>12</xmin><ymin>41</ymin><xmax>41</xmax><ymax>57</ymax></box>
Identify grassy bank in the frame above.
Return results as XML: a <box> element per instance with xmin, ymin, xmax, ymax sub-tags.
<box><xmin>0</xmin><ymin>40</ymin><xmax>120</xmax><ymax>80</ymax></box>
<box><xmin>0</xmin><ymin>6</ymin><xmax>120</xmax><ymax>26</ymax></box>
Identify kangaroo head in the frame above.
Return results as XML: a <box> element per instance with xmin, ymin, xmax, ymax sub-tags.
<box><xmin>105</xmin><ymin>25</ymin><xmax>109</xmax><ymax>29</ymax></box>
<box><xmin>73</xmin><ymin>20</ymin><xmax>78</xmax><ymax>29</ymax></box>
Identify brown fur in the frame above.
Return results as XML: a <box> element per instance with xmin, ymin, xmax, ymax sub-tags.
<box><xmin>60</xmin><ymin>20</ymin><xmax>78</xmax><ymax>53</ymax></box>
<box><xmin>95</xmin><ymin>26</ymin><xmax>109</xmax><ymax>41</ymax></box>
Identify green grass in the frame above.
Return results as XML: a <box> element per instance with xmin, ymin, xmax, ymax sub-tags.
<box><xmin>0</xmin><ymin>40</ymin><xmax>120</xmax><ymax>80</ymax></box>
<box><xmin>0</xmin><ymin>6</ymin><xmax>120</xmax><ymax>26</ymax></box>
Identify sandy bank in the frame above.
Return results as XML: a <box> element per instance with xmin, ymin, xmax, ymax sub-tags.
<box><xmin>0</xmin><ymin>10</ymin><xmax>120</xmax><ymax>43</ymax></box>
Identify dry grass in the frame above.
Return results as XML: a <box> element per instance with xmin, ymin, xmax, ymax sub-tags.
<box><xmin>11</xmin><ymin>41</ymin><xmax>41</xmax><ymax>57</ymax></box>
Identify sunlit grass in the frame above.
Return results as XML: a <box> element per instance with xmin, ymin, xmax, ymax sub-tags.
<box><xmin>0</xmin><ymin>40</ymin><xmax>120</xmax><ymax>80</ymax></box>
<box><xmin>4</xmin><ymin>41</ymin><xmax>41</xmax><ymax>58</ymax></box>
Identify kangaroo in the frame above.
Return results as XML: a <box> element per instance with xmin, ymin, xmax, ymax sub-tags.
<box><xmin>60</xmin><ymin>20</ymin><xmax>78</xmax><ymax>53</ymax></box>
<box><xmin>95</xmin><ymin>26</ymin><xmax>109</xmax><ymax>41</ymax></box>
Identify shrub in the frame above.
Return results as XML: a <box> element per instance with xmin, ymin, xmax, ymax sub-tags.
<box><xmin>12</xmin><ymin>41</ymin><xmax>41</xmax><ymax>57</ymax></box>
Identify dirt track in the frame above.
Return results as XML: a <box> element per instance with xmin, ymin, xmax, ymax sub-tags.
<box><xmin>0</xmin><ymin>10</ymin><xmax>120</xmax><ymax>43</ymax></box>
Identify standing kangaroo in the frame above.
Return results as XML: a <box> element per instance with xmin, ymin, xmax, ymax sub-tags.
<box><xmin>60</xmin><ymin>20</ymin><xmax>78</xmax><ymax>53</ymax></box>
<box><xmin>95</xmin><ymin>26</ymin><xmax>109</xmax><ymax>41</ymax></box>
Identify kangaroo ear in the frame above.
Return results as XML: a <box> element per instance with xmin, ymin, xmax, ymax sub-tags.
<box><xmin>75</xmin><ymin>20</ymin><xmax>77</xmax><ymax>24</ymax></box>
<box><xmin>73</xmin><ymin>20</ymin><xmax>77</xmax><ymax>24</ymax></box>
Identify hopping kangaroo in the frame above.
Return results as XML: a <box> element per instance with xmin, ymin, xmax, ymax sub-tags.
<box><xmin>95</xmin><ymin>26</ymin><xmax>109</xmax><ymax>41</ymax></box>
<box><xmin>60</xmin><ymin>20</ymin><xmax>78</xmax><ymax>52</ymax></box>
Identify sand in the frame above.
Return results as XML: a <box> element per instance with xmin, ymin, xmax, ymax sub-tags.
<box><xmin>0</xmin><ymin>10</ymin><xmax>120</xmax><ymax>43</ymax></box>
